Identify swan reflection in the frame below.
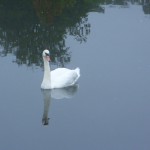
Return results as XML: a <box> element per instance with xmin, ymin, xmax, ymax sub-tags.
<box><xmin>41</xmin><ymin>85</ymin><xmax>78</xmax><ymax>125</ymax></box>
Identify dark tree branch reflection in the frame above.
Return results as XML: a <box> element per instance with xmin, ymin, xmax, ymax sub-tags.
<box><xmin>0</xmin><ymin>0</ymin><xmax>146</xmax><ymax>67</ymax></box>
<box><xmin>0</xmin><ymin>0</ymin><xmax>111</xmax><ymax>67</ymax></box>
<box><xmin>0</xmin><ymin>0</ymin><xmax>99</xmax><ymax>67</ymax></box>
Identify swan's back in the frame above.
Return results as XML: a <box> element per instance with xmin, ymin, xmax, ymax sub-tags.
<box><xmin>51</xmin><ymin>68</ymin><xmax>80</xmax><ymax>89</ymax></box>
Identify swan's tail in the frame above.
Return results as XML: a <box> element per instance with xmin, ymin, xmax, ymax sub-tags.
<box><xmin>69</xmin><ymin>67</ymin><xmax>80</xmax><ymax>86</ymax></box>
<box><xmin>75</xmin><ymin>67</ymin><xmax>80</xmax><ymax>78</ymax></box>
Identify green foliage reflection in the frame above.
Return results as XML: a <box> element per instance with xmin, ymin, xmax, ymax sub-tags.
<box><xmin>0</xmin><ymin>0</ymin><xmax>104</xmax><ymax>67</ymax></box>
<box><xmin>0</xmin><ymin>0</ymin><xmax>145</xmax><ymax>67</ymax></box>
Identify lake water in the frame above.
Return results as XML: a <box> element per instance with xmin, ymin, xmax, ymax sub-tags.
<box><xmin>0</xmin><ymin>3</ymin><xmax>150</xmax><ymax>150</ymax></box>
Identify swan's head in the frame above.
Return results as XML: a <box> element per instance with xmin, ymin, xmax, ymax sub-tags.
<box><xmin>42</xmin><ymin>49</ymin><xmax>51</xmax><ymax>62</ymax></box>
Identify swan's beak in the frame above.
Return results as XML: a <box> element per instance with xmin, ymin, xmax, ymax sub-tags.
<box><xmin>45</xmin><ymin>52</ymin><xmax>51</xmax><ymax>62</ymax></box>
<box><xmin>46</xmin><ymin>56</ymin><xmax>51</xmax><ymax>62</ymax></box>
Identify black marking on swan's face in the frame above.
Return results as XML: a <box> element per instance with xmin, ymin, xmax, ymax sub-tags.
<box><xmin>45</xmin><ymin>53</ymin><xmax>50</xmax><ymax>56</ymax></box>
<box><xmin>43</xmin><ymin>49</ymin><xmax>51</xmax><ymax>62</ymax></box>
<box><xmin>43</xmin><ymin>49</ymin><xmax>50</xmax><ymax>57</ymax></box>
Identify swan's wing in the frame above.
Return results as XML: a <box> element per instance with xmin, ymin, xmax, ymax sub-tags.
<box><xmin>51</xmin><ymin>68</ymin><xmax>70</xmax><ymax>76</ymax></box>
<box><xmin>51</xmin><ymin>68</ymin><xmax>80</xmax><ymax>88</ymax></box>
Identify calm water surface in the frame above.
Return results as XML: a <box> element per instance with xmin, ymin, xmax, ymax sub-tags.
<box><xmin>0</xmin><ymin>4</ymin><xmax>150</xmax><ymax>150</ymax></box>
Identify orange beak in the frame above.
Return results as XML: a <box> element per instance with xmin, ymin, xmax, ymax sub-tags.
<box><xmin>46</xmin><ymin>56</ymin><xmax>51</xmax><ymax>62</ymax></box>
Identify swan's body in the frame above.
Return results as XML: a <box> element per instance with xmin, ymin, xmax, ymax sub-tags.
<box><xmin>41</xmin><ymin>50</ymin><xmax>80</xmax><ymax>89</ymax></box>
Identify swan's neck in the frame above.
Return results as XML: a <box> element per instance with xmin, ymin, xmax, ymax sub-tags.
<box><xmin>43</xmin><ymin>58</ymin><xmax>51</xmax><ymax>79</ymax></box>
<box><xmin>42</xmin><ymin>57</ymin><xmax>51</xmax><ymax>89</ymax></box>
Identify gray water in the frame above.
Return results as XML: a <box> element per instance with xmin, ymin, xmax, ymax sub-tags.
<box><xmin>0</xmin><ymin>4</ymin><xmax>150</xmax><ymax>150</ymax></box>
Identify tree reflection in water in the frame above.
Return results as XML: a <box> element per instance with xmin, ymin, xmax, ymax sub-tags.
<box><xmin>0</xmin><ymin>0</ymin><xmax>104</xmax><ymax>67</ymax></box>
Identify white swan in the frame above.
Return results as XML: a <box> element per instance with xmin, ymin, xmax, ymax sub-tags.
<box><xmin>41</xmin><ymin>49</ymin><xmax>80</xmax><ymax>89</ymax></box>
